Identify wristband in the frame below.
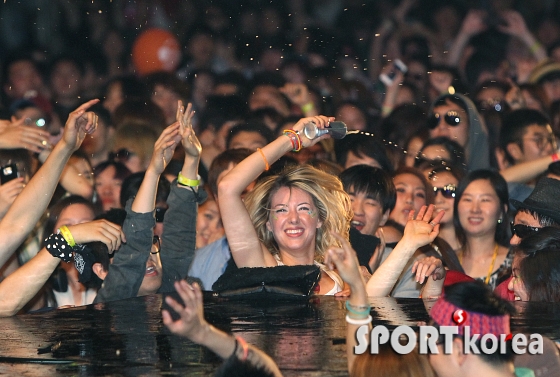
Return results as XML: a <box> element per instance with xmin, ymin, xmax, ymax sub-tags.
<box><xmin>234</xmin><ymin>336</ymin><xmax>249</xmax><ymax>361</ymax></box>
<box><xmin>345</xmin><ymin>314</ymin><xmax>372</xmax><ymax>325</ymax></box>
<box><xmin>283</xmin><ymin>129</ymin><xmax>302</xmax><ymax>152</ymax></box>
<box><xmin>345</xmin><ymin>300</ymin><xmax>371</xmax><ymax>317</ymax></box>
<box><xmin>529</xmin><ymin>41</ymin><xmax>542</xmax><ymax>54</ymax></box>
<box><xmin>552</xmin><ymin>153</ymin><xmax>559</xmax><ymax>162</ymax></box>
<box><xmin>301</xmin><ymin>102</ymin><xmax>315</xmax><ymax>114</ymax></box>
<box><xmin>58</xmin><ymin>225</ymin><xmax>76</xmax><ymax>247</ymax></box>
<box><xmin>177</xmin><ymin>172</ymin><xmax>200</xmax><ymax>187</ymax></box>
<box><xmin>44</xmin><ymin>233</ymin><xmax>74</xmax><ymax>262</ymax></box>
<box><xmin>257</xmin><ymin>148</ymin><xmax>269</xmax><ymax>171</ymax></box>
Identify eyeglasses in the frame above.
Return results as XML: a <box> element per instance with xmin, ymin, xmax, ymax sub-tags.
<box><xmin>428</xmin><ymin>111</ymin><xmax>461</xmax><ymax>129</ymax></box>
<box><xmin>108</xmin><ymin>148</ymin><xmax>135</xmax><ymax>162</ymax></box>
<box><xmin>522</xmin><ymin>134</ymin><xmax>557</xmax><ymax>151</ymax></box>
<box><xmin>151</xmin><ymin>235</ymin><xmax>161</xmax><ymax>254</ymax></box>
<box><xmin>155</xmin><ymin>207</ymin><xmax>167</xmax><ymax>223</ymax></box>
<box><xmin>432</xmin><ymin>184</ymin><xmax>456</xmax><ymax>199</ymax></box>
<box><xmin>510</xmin><ymin>222</ymin><xmax>541</xmax><ymax>239</ymax></box>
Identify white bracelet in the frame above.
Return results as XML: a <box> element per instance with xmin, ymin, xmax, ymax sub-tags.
<box><xmin>345</xmin><ymin>314</ymin><xmax>372</xmax><ymax>325</ymax></box>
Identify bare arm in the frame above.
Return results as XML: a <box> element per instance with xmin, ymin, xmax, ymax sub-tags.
<box><xmin>366</xmin><ymin>206</ymin><xmax>443</xmax><ymax>297</ymax></box>
<box><xmin>163</xmin><ymin>281</ymin><xmax>282</xmax><ymax>376</ymax></box>
<box><xmin>497</xmin><ymin>10</ymin><xmax>547</xmax><ymax>63</ymax></box>
<box><xmin>412</xmin><ymin>256</ymin><xmax>447</xmax><ymax>299</ymax></box>
<box><xmin>218</xmin><ymin>115</ymin><xmax>333</xmax><ymax>268</ymax></box>
<box><xmin>500</xmin><ymin>153</ymin><xmax>557</xmax><ymax>183</ymax></box>
<box><xmin>0</xmin><ymin>99</ymin><xmax>99</xmax><ymax>267</ymax></box>
<box><xmin>0</xmin><ymin>219</ymin><xmax>123</xmax><ymax>317</ymax></box>
<box><xmin>324</xmin><ymin>232</ymin><xmax>369</xmax><ymax>373</ymax></box>
<box><xmin>0</xmin><ymin>249</ymin><xmax>59</xmax><ymax>317</ymax></box>
<box><xmin>446</xmin><ymin>10</ymin><xmax>487</xmax><ymax>67</ymax></box>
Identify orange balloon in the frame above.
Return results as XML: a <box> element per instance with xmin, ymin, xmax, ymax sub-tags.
<box><xmin>132</xmin><ymin>28</ymin><xmax>182</xmax><ymax>76</ymax></box>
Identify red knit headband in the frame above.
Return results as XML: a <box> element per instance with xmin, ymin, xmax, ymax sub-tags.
<box><xmin>430</xmin><ymin>298</ymin><xmax>510</xmax><ymax>336</ymax></box>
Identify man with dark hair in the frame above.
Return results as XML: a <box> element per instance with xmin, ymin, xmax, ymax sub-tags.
<box><xmin>499</xmin><ymin>109</ymin><xmax>556</xmax><ymax>168</ymax></box>
<box><xmin>339</xmin><ymin>165</ymin><xmax>396</xmax><ymax>273</ymax></box>
<box><xmin>335</xmin><ymin>134</ymin><xmax>394</xmax><ymax>172</ymax></box>
<box><xmin>226</xmin><ymin>122</ymin><xmax>275</xmax><ymax>151</ymax></box>
<box><xmin>429</xmin><ymin>281</ymin><xmax>517</xmax><ymax>377</ymax></box>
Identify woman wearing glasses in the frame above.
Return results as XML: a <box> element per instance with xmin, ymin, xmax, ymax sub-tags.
<box><xmin>426</xmin><ymin>165</ymin><xmax>465</xmax><ymax>253</ymax></box>
<box><xmin>453</xmin><ymin>169</ymin><xmax>512</xmax><ymax>290</ymax></box>
<box><xmin>427</xmin><ymin>94</ymin><xmax>490</xmax><ymax>171</ymax></box>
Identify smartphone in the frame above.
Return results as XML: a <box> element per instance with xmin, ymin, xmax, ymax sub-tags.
<box><xmin>379</xmin><ymin>59</ymin><xmax>408</xmax><ymax>86</ymax></box>
<box><xmin>0</xmin><ymin>163</ymin><xmax>18</xmax><ymax>184</ymax></box>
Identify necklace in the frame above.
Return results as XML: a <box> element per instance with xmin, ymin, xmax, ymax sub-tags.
<box><xmin>459</xmin><ymin>243</ymin><xmax>499</xmax><ymax>285</ymax></box>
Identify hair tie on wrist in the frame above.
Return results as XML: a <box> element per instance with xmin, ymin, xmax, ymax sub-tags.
<box><xmin>345</xmin><ymin>300</ymin><xmax>371</xmax><ymax>317</ymax></box>
<box><xmin>283</xmin><ymin>129</ymin><xmax>302</xmax><ymax>152</ymax></box>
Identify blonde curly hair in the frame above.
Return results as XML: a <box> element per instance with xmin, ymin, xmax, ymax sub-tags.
<box><xmin>244</xmin><ymin>164</ymin><xmax>352</xmax><ymax>262</ymax></box>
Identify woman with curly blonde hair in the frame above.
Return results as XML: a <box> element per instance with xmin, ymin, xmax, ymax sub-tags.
<box><xmin>218</xmin><ymin>116</ymin><xmax>351</xmax><ymax>295</ymax></box>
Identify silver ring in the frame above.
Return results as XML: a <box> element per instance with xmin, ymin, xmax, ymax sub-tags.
<box><xmin>41</xmin><ymin>140</ymin><xmax>47</xmax><ymax>146</ymax></box>
<box><xmin>429</xmin><ymin>222</ymin><xmax>436</xmax><ymax>226</ymax></box>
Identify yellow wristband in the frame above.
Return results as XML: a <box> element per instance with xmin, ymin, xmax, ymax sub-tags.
<box><xmin>58</xmin><ymin>225</ymin><xmax>76</xmax><ymax>247</ymax></box>
<box><xmin>177</xmin><ymin>172</ymin><xmax>200</xmax><ymax>187</ymax></box>
<box><xmin>301</xmin><ymin>102</ymin><xmax>315</xmax><ymax>113</ymax></box>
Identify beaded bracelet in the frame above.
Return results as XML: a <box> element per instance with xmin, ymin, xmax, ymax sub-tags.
<box><xmin>177</xmin><ymin>172</ymin><xmax>200</xmax><ymax>187</ymax></box>
<box><xmin>345</xmin><ymin>300</ymin><xmax>371</xmax><ymax>317</ymax></box>
<box><xmin>44</xmin><ymin>233</ymin><xmax>74</xmax><ymax>262</ymax></box>
<box><xmin>283</xmin><ymin>129</ymin><xmax>302</xmax><ymax>152</ymax></box>
<box><xmin>345</xmin><ymin>314</ymin><xmax>372</xmax><ymax>326</ymax></box>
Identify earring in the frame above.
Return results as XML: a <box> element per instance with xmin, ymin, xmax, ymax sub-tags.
<box><xmin>498</xmin><ymin>218</ymin><xmax>503</xmax><ymax>224</ymax></box>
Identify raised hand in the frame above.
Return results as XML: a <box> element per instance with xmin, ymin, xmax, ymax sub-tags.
<box><xmin>176</xmin><ymin>101</ymin><xmax>201</xmax><ymax>158</ymax></box>
<box><xmin>402</xmin><ymin>205</ymin><xmax>445</xmax><ymax>250</ymax></box>
<box><xmin>459</xmin><ymin>9</ymin><xmax>487</xmax><ymax>37</ymax></box>
<box><xmin>0</xmin><ymin>117</ymin><xmax>51</xmax><ymax>153</ymax></box>
<box><xmin>497</xmin><ymin>10</ymin><xmax>529</xmax><ymax>38</ymax></box>
<box><xmin>412</xmin><ymin>256</ymin><xmax>445</xmax><ymax>284</ymax></box>
<box><xmin>61</xmin><ymin>99</ymin><xmax>100</xmax><ymax>152</ymax></box>
<box><xmin>162</xmin><ymin>281</ymin><xmax>208</xmax><ymax>343</ymax></box>
<box><xmin>0</xmin><ymin>178</ymin><xmax>25</xmax><ymax>217</ymax></box>
<box><xmin>291</xmin><ymin>115</ymin><xmax>334</xmax><ymax>148</ymax></box>
<box><xmin>149</xmin><ymin>123</ymin><xmax>182</xmax><ymax>175</ymax></box>
<box><xmin>67</xmin><ymin>219</ymin><xmax>126</xmax><ymax>253</ymax></box>
<box><xmin>324</xmin><ymin>232</ymin><xmax>364</xmax><ymax>289</ymax></box>
<box><xmin>279</xmin><ymin>83</ymin><xmax>317</xmax><ymax>115</ymax></box>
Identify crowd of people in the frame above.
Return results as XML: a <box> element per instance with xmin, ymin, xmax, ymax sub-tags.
<box><xmin>1</xmin><ymin>0</ymin><xmax>560</xmax><ymax>376</ymax></box>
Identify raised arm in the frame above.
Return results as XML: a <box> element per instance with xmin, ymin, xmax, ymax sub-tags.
<box><xmin>163</xmin><ymin>281</ymin><xmax>282</xmax><ymax>376</ymax></box>
<box><xmin>366</xmin><ymin>205</ymin><xmax>443</xmax><ymax>297</ymax></box>
<box><xmin>0</xmin><ymin>219</ymin><xmax>123</xmax><ymax>317</ymax></box>
<box><xmin>217</xmin><ymin>115</ymin><xmax>333</xmax><ymax>268</ymax></box>
<box><xmin>94</xmin><ymin>119</ymin><xmax>183</xmax><ymax>303</ymax></box>
<box><xmin>0</xmin><ymin>99</ymin><xmax>99</xmax><ymax>267</ymax></box>
<box><xmin>160</xmin><ymin>101</ymin><xmax>207</xmax><ymax>292</ymax></box>
<box><xmin>324</xmin><ymin>232</ymin><xmax>369</xmax><ymax>374</ymax></box>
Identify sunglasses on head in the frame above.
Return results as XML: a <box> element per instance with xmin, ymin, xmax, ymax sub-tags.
<box><xmin>428</xmin><ymin>111</ymin><xmax>461</xmax><ymax>129</ymax></box>
<box><xmin>433</xmin><ymin>184</ymin><xmax>456</xmax><ymax>199</ymax></box>
<box><xmin>510</xmin><ymin>222</ymin><xmax>540</xmax><ymax>239</ymax></box>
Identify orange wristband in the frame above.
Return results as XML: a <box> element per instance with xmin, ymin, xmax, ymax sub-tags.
<box><xmin>552</xmin><ymin>153</ymin><xmax>559</xmax><ymax>162</ymax></box>
<box><xmin>257</xmin><ymin>148</ymin><xmax>269</xmax><ymax>171</ymax></box>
